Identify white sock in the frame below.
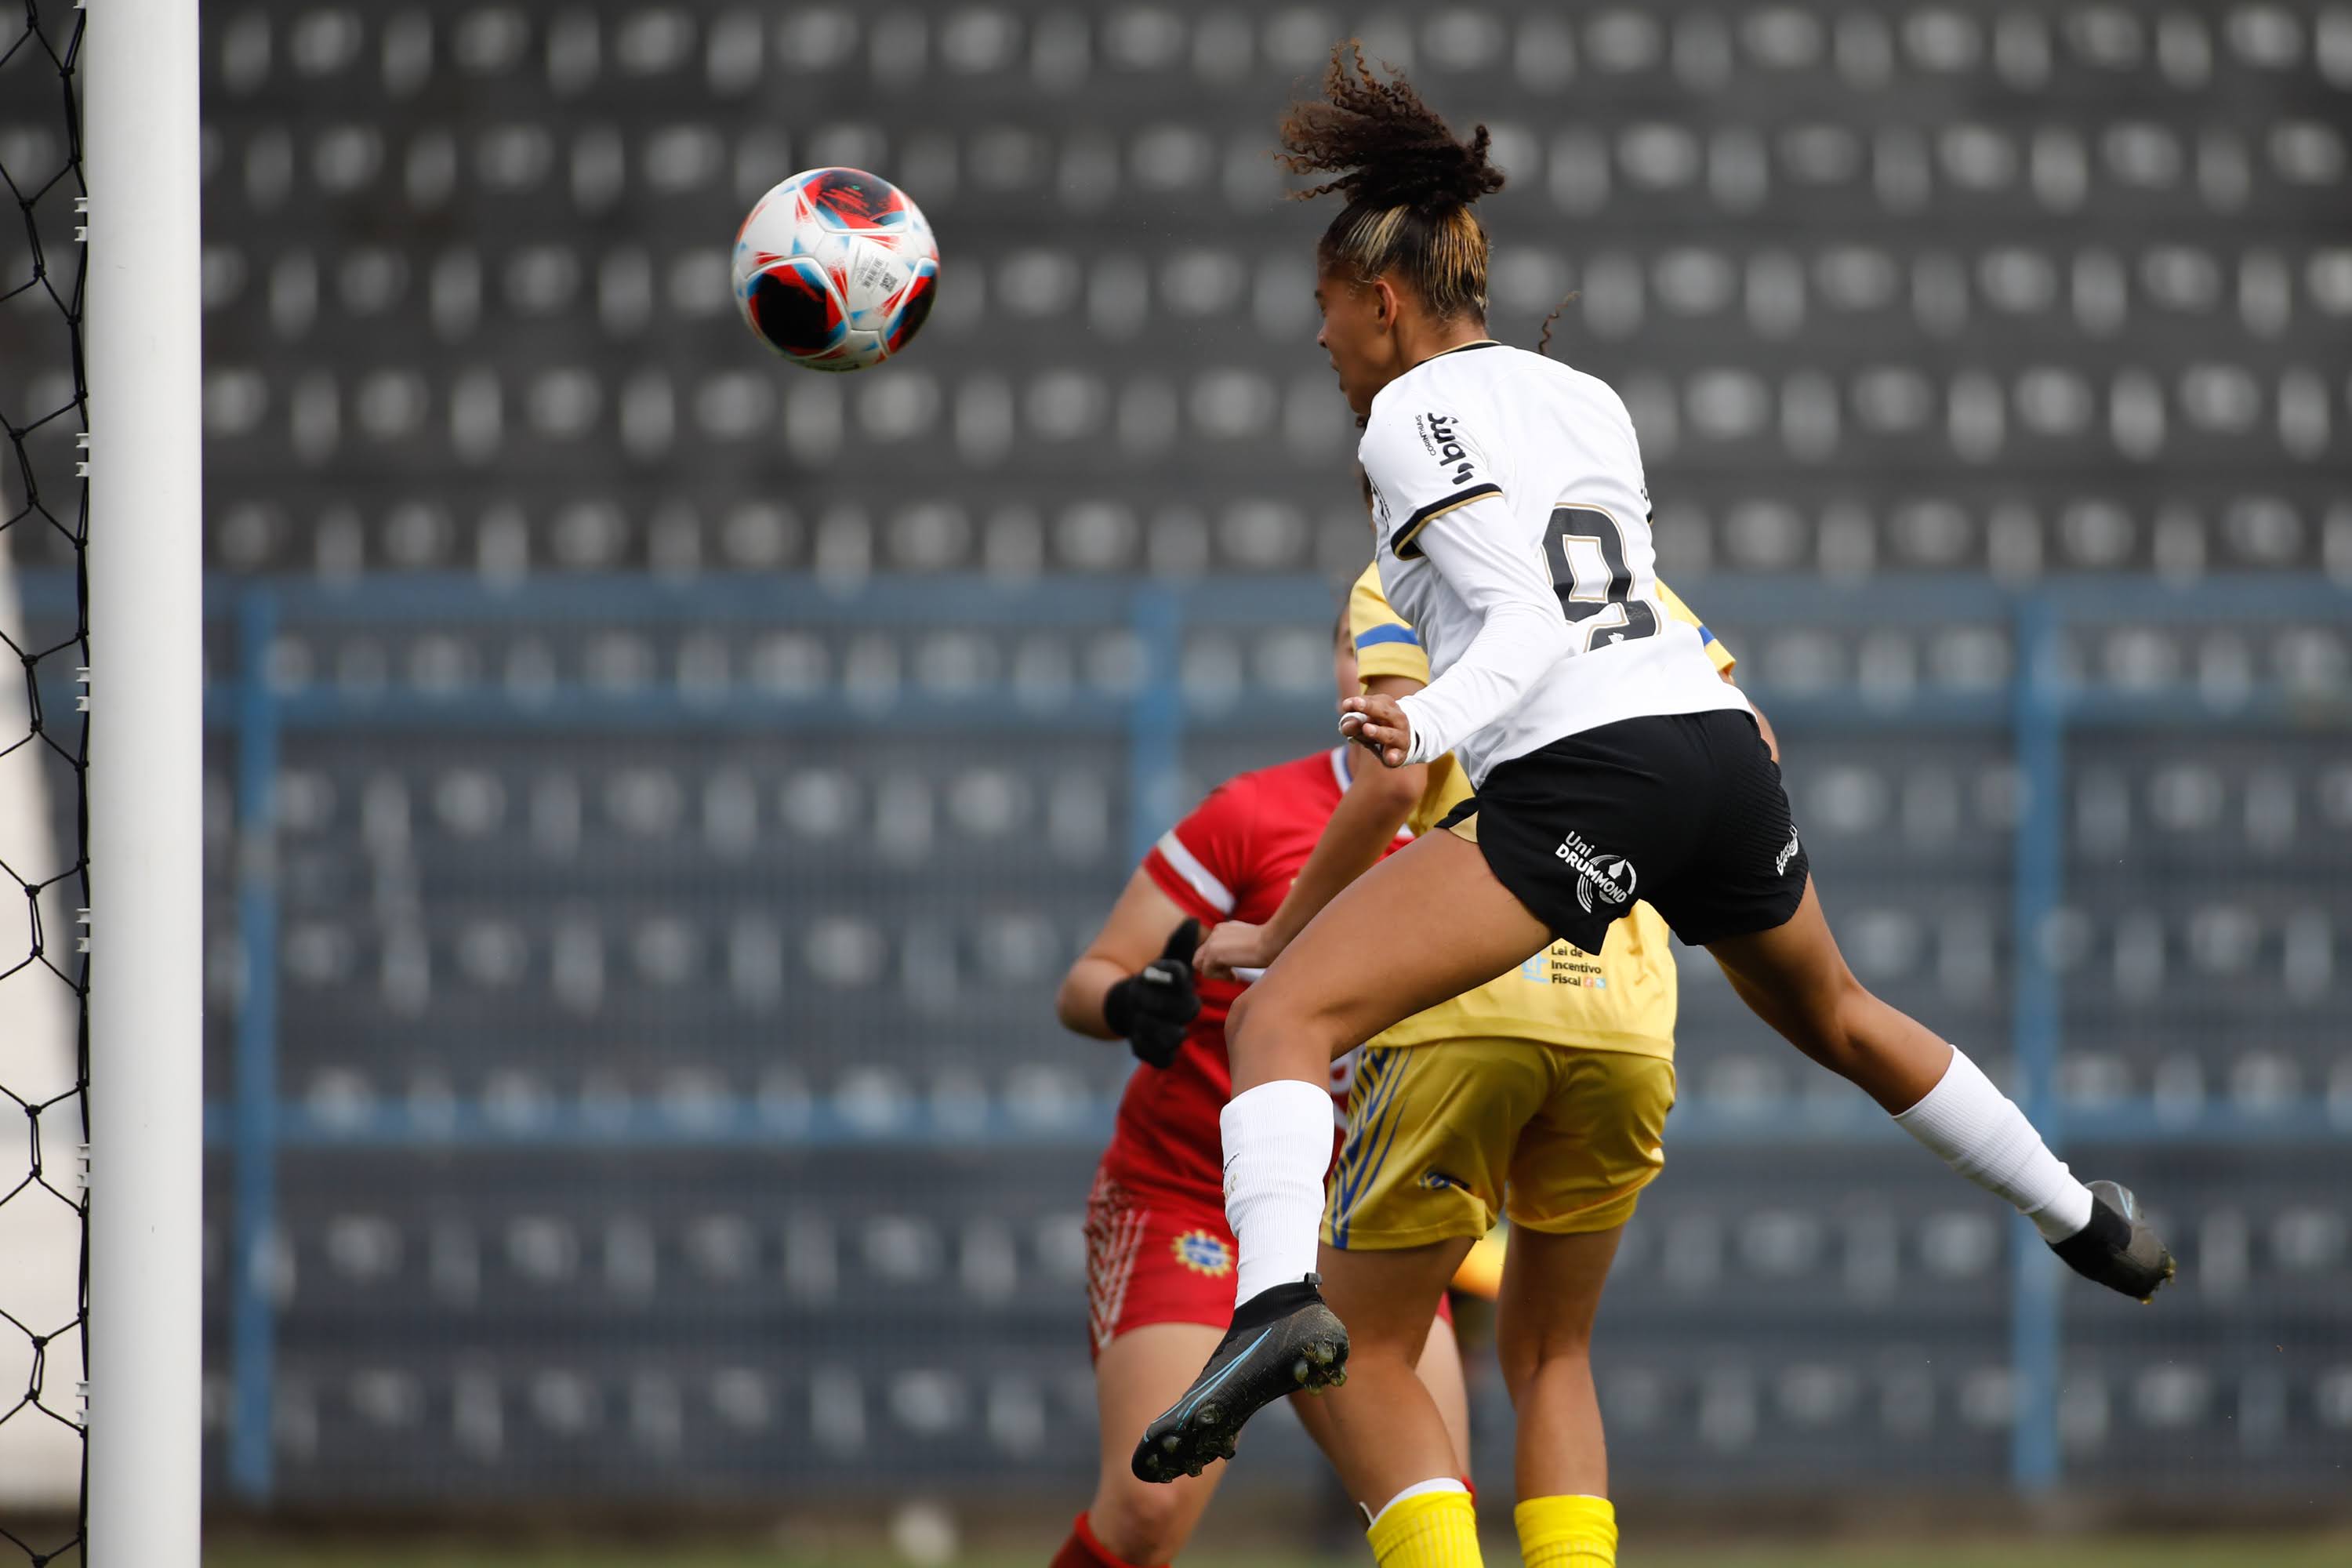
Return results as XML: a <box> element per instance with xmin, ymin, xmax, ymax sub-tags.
<box><xmin>1893</xmin><ymin>1047</ymin><xmax>2093</xmax><ymax>1242</ymax></box>
<box><xmin>1366</xmin><ymin>1477</ymin><xmax>1471</xmax><ymax>1529</ymax></box>
<box><xmin>1220</xmin><ymin>1079</ymin><xmax>1333</xmax><ymax>1305</ymax></box>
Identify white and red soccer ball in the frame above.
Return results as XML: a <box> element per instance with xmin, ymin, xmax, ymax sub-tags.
<box><xmin>732</xmin><ymin>167</ymin><xmax>939</xmax><ymax>372</ymax></box>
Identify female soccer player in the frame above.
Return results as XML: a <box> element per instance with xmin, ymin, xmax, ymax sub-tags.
<box><xmin>1049</xmin><ymin>615</ymin><xmax>1469</xmax><ymax>1568</ymax></box>
<box><xmin>1193</xmin><ymin>556</ymin><xmax>1751</xmax><ymax>1568</ymax></box>
<box><xmin>1138</xmin><ymin>45</ymin><xmax>2175</xmax><ymax>1552</ymax></box>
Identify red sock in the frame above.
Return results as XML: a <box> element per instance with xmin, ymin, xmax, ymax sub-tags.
<box><xmin>1052</xmin><ymin>1512</ymin><xmax>1148</xmax><ymax>1568</ymax></box>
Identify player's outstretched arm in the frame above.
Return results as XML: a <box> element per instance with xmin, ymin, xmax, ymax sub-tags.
<box><xmin>1199</xmin><ymin>678</ymin><xmax>1427</xmax><ymax>980</ymax></box>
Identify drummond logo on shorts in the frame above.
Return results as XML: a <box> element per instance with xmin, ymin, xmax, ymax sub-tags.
<box><xmin>1776</xmin><ymin>828</ymin><xmax>1802</xmax><ymax>877</ymax></box>
<box><xmin>1555</xmin><ymin>830</ymin><xmax>1639</xmax><ymax>913</ymax></box>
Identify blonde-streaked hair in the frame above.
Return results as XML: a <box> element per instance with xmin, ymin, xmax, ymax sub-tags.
<box><xmin>1278</xmin><ymin>42</ymin><xmax>1505</xmax><ymax>321</ymax></box>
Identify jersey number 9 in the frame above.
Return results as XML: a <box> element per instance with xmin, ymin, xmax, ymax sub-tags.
<box><xmin>1544</xmin><ymin>505</ymin><xmax>1661</xmax><ymax>655</ymax></box>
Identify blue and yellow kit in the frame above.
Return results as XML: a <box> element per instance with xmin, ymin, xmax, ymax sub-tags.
<box><xmin>1326</xmin><ymin>565</ymin><xmax>1738</xmax><ymax>1249</ymax></box>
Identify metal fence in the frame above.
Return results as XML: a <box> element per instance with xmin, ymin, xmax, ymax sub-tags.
<box><xmin>32</xmin><ymin>566</ymin><xmax>2335</xmax><ymax>1504</ymax></box>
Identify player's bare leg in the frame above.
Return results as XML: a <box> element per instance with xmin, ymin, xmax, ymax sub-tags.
<box><xmin>1495</xmin><ymin>1224</ymin><xmax>1619</xmax><ymax>1500</ymax></box>
<box><xmin>1707</xmin><ymin>878</ymin><xmax>2175</xmax><ymax>1300</ymax></box>
<box><xmin>1226</xmin><ymin>828</ymin><xmax>1552</xmax><ymax>1099</ymax></box>
<box><xmin>1135</xmin><ymin>830</ymin><xmax>1546</xmax><ymax>1483</ymax></box>
<box><xmin>1498</xmin><ymin>1224</ymin><xmax>1625</xmax><ymax>1568</ymax></box>
<box><xmin>1408</xmin><ymin>1299</ymin><xmax>1472</xmax><ymax>1476</ymax></box>
<box><xmin>1288</xmin><ymin>1238</ymin><xmax>1475</xmax><ymax>1511</ymax></box>
<box><xmin>1702</xmin><ymin>877</ymin><xmax>1949</xmax><ymax>1112</ymax></box>
<box><xmin>1074</xmin><ymin>1324</ymin><xmax>1233</xmax><ymax>1566</ymax></box>
<box><xmin>1289</xmin><ymin>1239</ymin><xmax>1481</xmax><ymax>1568</ymax></box>
<box><xmin>1084</xmin><ymin>1310</ymin><xmax>1468</xmax><ymax>1563</ymax></box>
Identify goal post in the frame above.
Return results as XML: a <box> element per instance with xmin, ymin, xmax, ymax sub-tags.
<box><xmin>83</xmin><ymin>0</ymin><xmax>205</xmax><ymax>1558</ymax></box>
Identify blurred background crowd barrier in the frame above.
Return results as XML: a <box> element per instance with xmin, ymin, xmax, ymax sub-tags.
<box><xmin>2</xmin><ymin>0</ymin><xmax>2350</xmax><ymax>1523</ymax></box>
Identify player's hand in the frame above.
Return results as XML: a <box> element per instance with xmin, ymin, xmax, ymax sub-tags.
<box><xmin>1338</xmin><ymin>694</ymin><xmax>1411</xmax><ymax>769</ymax></box>
<box><xmin>1102</xmin><ymin>919</ymin><xmax>1202</xmax><ymax>1069</ymax></box>
<box><xmin>1196</xmin><ymin>920</ymin><xmax>1278</xmax><ymax>982</ymax></box>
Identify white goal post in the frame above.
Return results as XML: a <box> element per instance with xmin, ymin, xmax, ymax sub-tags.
<box><xmin>84</xmin><ymin>0</ymin><xmax>205</xmax><ymax>1560</ymax></box>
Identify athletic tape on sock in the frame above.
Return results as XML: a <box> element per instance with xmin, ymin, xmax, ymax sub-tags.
<box><xmin>1367</xmin><ymin>1486</ymin><xmax>1483</xmax><ymax>1568</ymax></box>
<box><xmin>1367</xmin><ymin>1476</ymin><xmax>1472</xmax><ymax>1529</ymax></box>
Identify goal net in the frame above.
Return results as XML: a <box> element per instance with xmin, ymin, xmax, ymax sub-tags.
<box><xmin>0</xmin><ymin>0</ymin><xmax>89</xmax><ymax>1552</ymax></box>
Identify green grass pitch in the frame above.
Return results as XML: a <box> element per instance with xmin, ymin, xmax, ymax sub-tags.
<box><xmin>196</xmin><ymin>1537</ymin><xmax>2352</xmax><ymax>1568</ymax></box>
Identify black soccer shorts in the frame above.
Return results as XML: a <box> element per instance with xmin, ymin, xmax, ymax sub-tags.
<box><xmin>1440</xmin><ymin>708</ymin><xmax>1809</xmax><ymax>953</ymax></box>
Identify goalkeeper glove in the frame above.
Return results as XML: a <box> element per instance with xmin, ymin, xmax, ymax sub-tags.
<box><xmin>1102</xmin><ymin>919</ymin><xmax>1202</xmax><ymax>1069</ymax></box>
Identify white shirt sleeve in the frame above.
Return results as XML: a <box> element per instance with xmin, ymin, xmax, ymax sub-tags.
<box><xmin>1358</xmin><ymin>392</ymin><xmax>1574</xmax><ymax>766</ymax></box>
<box><xmin>1391</xmin><ymin>495</ymin><xmax>1575</xmax><ymax>764</ymax></box>
<box><xmin>1359</xmin><ymin>387</ymin><xmax>1501</xmax><ymax>564</ymax></box>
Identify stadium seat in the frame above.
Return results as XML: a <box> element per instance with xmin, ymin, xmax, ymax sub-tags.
<box><xmin>130</xmin><ymin>0</ymin><xmax>2352</xmax><ymax>1501</ymax></box>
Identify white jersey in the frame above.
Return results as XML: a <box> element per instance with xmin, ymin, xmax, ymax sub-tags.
<box><xmin>1360</xmin><ymin>340</ymin><xmax>1748</xmax><ymax>786</ymax></box>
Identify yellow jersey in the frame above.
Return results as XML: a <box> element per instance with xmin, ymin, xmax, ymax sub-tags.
<box><xmin>1347</xmin><ymin>564</ymin><xmax>1738</xmax><ymax>1058</ymax></box>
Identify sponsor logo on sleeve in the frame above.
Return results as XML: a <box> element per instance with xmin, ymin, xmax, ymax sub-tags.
<box><xmin>1776</xmin><ymin>828</ymin><xmax>1802</xmax><ymax>877</ymax></box>
<box><xmin>1416</xmin><ymin>411</ymin><xmax>1479</xmax><ymax>488</ymax></box>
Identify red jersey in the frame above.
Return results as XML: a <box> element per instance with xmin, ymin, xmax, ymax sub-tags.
<box><xmin>1101</xmin><ymin>746</ymin><xmax>1404</xmax><ymax>1206</ymax></box>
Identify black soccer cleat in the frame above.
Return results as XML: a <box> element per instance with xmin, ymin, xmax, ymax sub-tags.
<box><xmin>1131</xmin><ymin>1275</ymin><xmax>1348</xmax><ymax>1483</ymax></box>
<box><xmin>2049</xmin><ymin>1180</ymin><xmax>2177</xmax><ymax>1303</ymax></box>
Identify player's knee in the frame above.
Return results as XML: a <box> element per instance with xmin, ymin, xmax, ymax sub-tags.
<box><xmin>1806</xmin><ymin>973</ymin><xmax>1888</xmax><ymax>1076</ymax></box>
<box><xmin>1348</xmin><ymin>1322</ymin><xmax>1432</xmax><ymax>1371</ymax></box>
<box><xmin>1226</xmin><ymin>982</ymin><xmax>1351</xmax><ymax>1065</ymax></box>
<box><xmin>1224</xmin><ymin>985</ymin><xmax>1323</xmax><ymax>1063</ymax></box>
<box><xmin>1088</xmin><ymin>1483</ymin><xmax>1195</xmax><ymax>1565</ymax></box>
<box><xmin>1770</xmin><ymin>967</ymin><xmax>1876</xmax><ymax>1074</ymax></box>
<box><xmin>1496</xmin><ymin>1330</ymin><xmax>1536</xmax><ymax>1396</ymax></box>
<box><xmin>1222</xmin><ymin>984</ymin><xmax>1259</xmax><ymax>1050</ymax></box>
<box><xmin>1498</xmin><ymin>1320</ymin><xmax>1593</xmax><ymax>1398</ymax></box>
<box><xmin>1833</xmin><ymin>973</ymin><xmax>1888</xmax><ymax>1037</ymax></box>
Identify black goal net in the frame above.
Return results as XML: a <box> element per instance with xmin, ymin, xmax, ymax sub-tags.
<box><xmin>0</xmin><ymin>2</ymin><xmax>89</xmax><ymax>1563</ymax></box>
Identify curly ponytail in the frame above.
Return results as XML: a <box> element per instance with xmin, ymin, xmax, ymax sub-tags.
<box><xmin>1278</xmin><ymin>42</ymin><xmax>1504</xmax><ymax>321</ymax></box>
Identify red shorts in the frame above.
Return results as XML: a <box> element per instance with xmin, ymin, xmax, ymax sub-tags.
<box><xmin>1083</xmin><ymin>1165</ymin><xmax>1450</xmax><ymax>1361</ymax></box>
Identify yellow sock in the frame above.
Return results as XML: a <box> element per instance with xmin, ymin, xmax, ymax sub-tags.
<box><xmin>1366</xmin><ymin>1487</ymin><xmax>1483</xmax><ymax>1568</ymax></box>
<box><xmin>1514</xmin><ymin>1494</ymin><xmax>1616</xmax><ymax>1568</ymax></box>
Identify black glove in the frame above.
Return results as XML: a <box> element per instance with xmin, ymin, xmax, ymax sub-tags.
<box><xmin>1102</xmin><ymin>920</ymin><xmax>1202</xmax><ymax>1069</ymax></box>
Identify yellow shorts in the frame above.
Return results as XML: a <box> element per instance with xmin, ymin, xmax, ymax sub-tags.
<box><xmin>1323</xmin><ymin>1040</ymin><xmax>1676</xmax><ymax>1250</ymax></box>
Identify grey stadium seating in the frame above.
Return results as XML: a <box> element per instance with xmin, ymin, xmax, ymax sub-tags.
<box><xmin>5</xmin><ymin>0</ymin><xmax>2349</xmax><ymax>1508</ymax></box>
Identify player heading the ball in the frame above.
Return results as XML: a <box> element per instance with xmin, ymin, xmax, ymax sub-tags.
<box><xmin>1133</xmin><ymin>43</ymin><xmax>2176</xmax><ymax>1540</ymax></box>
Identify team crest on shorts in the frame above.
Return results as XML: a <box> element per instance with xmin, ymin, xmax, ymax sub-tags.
<box><xmin>1171</xmin><ymin>1230</ymin><xmax>1233</xmax><ymax>1276</ymax></box>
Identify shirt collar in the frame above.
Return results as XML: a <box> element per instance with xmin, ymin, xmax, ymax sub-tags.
<box><xmin>1416</xmin><ymin>338</ymin><xmax>1503</xmax><ymax>368</ymax></box>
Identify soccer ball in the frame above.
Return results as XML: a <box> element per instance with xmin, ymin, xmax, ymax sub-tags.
<box><xmin>732</xmin><ymin>168</ymin><xmax>939</xmax><ymax>372</ymax></box>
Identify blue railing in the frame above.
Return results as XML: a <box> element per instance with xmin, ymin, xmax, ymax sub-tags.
<box><xmin>24</xmin><ymin>569</ymin><xmax>2349</xmax><ymax>1502</ymax></box>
